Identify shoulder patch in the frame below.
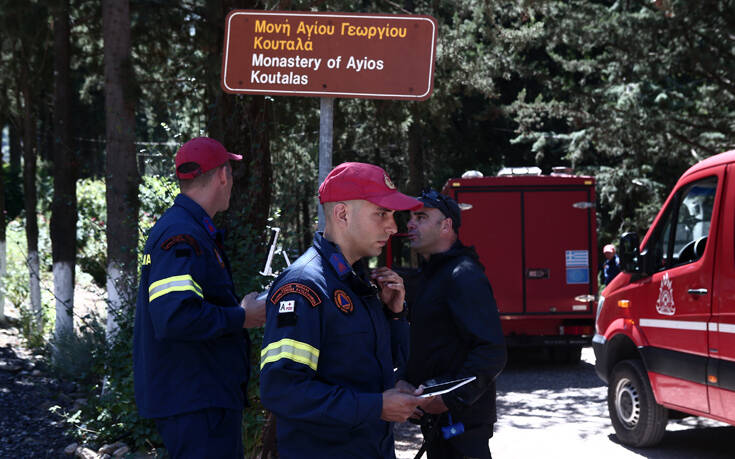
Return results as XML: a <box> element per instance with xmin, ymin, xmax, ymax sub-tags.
<box><xmin>161</xmin><ymin>234</ymin><xmax>202</xmax><ymax>255</ymax></box>
<box><xmin>270</xmin><ymin>283</ymin><xmax>322</xmax><ymax>307</ymax></box>
<box><xmin>333</xmin><ymin>289</ymin><xmax>354</xmax><ymax>315</ymax></box>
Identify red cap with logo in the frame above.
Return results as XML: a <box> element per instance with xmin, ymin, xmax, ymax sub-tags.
<box><xmin>175</xmin><ymin>137</ymin><xmax>242</xmax><ymax>179</ymax></box>
<box><xmin>318</xmin><ymin>162</ymin><xmax>421</xmax><ymax>211</ymax></box>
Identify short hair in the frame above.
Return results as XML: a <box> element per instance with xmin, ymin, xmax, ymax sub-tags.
<box><xmin>178</xmin><ymin>161</ymin><xmax>229</xmax><ymax>192</ymax></box>
<box><xmin>322</xmin><ymin>200</ymin><xmax>363</xmax><ymax>225</ymax></box>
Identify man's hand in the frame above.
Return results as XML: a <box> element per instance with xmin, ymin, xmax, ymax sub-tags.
<box><xmin>242</xmin><ymin>291</ymin><xmax>266</xmax><ymax>328</ymax></box>
<box><xmin>395</xmin><ymin>380</ymin><xmax>429</xmax><ymax>419</ymax></box>
<box><xmin>395</xmin><ymin>379</ymin><xmax>416</xmax><ymax>394</ymax></box>
<box><xmin>381</xmin><ymin>388</ymin><xmax>424</xmax><ymax>422</ymax></box>
<box><xmin>371</xmin><ymin>267</ymin><xmax>405</xmax><ymax>313</ymax></box>
<box><xmin>417</xmin><ymin>391</ymin><xmax>448</xmax><ymax>415</ymax></box>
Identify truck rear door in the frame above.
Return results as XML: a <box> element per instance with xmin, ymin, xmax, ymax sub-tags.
<box><xmin>457</xmin><ymin>190</ymin><xmax>524</xmax><ymax>314</ymax></box>
<box><xmin>524</xmin><ymin>188</ymin><xmax>595</xmax><ymax>315</ymax></box>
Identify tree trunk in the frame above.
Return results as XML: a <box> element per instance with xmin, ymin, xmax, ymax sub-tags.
<box><xmin>102</xmin><ymin>0</ymin><xmax>139</xmax><ymax>339</ymax></box>
<box><xmin>9</xmin><ymin>123</ymin><xmax>21</xmax><ymax>178</ymax></box>
<box><xmin>405</xmin><ymin>115</ymin><xmax>425</xmax><ymax>195</ymax></box>
<box><xmin>51</xmin><ymin>0</ymin><xmax>76</xmax><ymax>343</ymax></box>
<box><xmin>204</xmin><ymin>0</ymin><xmax>273</xmax><ymax>290</ymax></box>
<box><xmin>21</xmin><ymin>84</ymin><xmax>42</xmax><ymax>332</ymax></box>
<box><xmin>0</xmin><ymin>119</ymin><xmax>5</xmax><ymax>324</ymax></box>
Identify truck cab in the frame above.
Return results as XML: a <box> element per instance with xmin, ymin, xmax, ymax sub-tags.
<box><xmin>594</xmin><ymin>150</ymin><xmax>735</xmax><ymax>447</ymax></box>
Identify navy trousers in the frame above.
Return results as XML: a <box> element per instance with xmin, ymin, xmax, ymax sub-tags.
<box><xmin>156</xmin><ymin>408</ymin><xmax>243</xmax><ymax>459</ymax></box>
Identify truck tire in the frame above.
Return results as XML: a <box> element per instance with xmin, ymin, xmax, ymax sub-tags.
<box><xmin>608</xmin><ymin>359</ymin><xmax>668</xmax><ymax>447</ymax></box>
<box><xmin>550</xmin><ymin>346</ymin><xmax>582</xmax><ymax>364</ymax></box>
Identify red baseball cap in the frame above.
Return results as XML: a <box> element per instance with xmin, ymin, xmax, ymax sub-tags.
<box><xmin>318</xmin><ymin>162</ymin><xmax>421</xmax><ymax>211</ymax></box>
<box><xmin>175</xmin><ymin>137</ymin><xmax>242</xmax><ymax>179</ymax></box>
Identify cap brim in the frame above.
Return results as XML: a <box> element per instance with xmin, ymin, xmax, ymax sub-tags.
<box><xmin>227</xmin><ymin>152</ymin><xmax>243</xmax><ymax>161</ymax></box>
<box><xmin>417</xmin><ymin>196</ymin><xmax>438</xmax><ymax>209</ymax></box>
<box><xmin>369</xmin><ymin>192</ymin><xmax>423</xmax><ymax>211</ymax></box>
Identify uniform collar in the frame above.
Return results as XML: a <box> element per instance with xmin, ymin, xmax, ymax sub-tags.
<box><xmin>313</xmin><ymin>232</ymin><xmax>355</xmax><ymax>280</ymax></box>
<box><xmin>174</xmin><ymin>193</ymin><xmax>221</xmax><ymax>241</ymax></box>
<box><xmin>420</xmin><ymin>240</ymin><xmax>482</xmax><ymax>274</ymax></box>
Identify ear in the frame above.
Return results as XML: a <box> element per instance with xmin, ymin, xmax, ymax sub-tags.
<box><xmin>217</xmin><ymin>164</ymin><xmax>228</xmax><ymax>185</ymax></box>
<box><xmin>333</xmin><ymin>202</ymin><xmax>349</xmax><ymax>226</ymax></box>
<box><xmin>440</xmin><ymin>217</ymin><xmax>452</xmax><ymax>234</ymax></box>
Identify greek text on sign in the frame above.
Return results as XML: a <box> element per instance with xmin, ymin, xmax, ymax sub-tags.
<box><xmin>221</xmin><ymin>10</ymin><xmax>438</xmax><ymax>100</ymax></box>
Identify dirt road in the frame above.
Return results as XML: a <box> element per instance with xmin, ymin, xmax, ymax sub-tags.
<box><xmin>396</xmin><ymin>347</ymin><xmax>733</xmax><ymax>459</ymax></box>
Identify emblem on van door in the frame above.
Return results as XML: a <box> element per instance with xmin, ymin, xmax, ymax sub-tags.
<box><xmin>656</xmin><ymin>272</ymin><xmax>676</xmax><ymax>316</ymax></box>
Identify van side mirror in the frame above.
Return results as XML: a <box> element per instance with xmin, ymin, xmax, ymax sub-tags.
<box><xmin>619</xmin><ymin>232</ymin><xmax>641</xmax><ymax>273</ymax></box>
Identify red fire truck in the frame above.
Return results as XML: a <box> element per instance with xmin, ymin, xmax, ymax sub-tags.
<box><xmin>443</xmin><ymin>170</ymin><xmax>598</xmax><ymax>363</ymax></box>
<box><xmin>390</xmin><ymin>169</ymin><xmax>599</xmax><ymax>363</ymax></box>
<box><xmin>594</xmin><ymin>150</ymin><xmax>735</xmax><ymax>446</ymax></box>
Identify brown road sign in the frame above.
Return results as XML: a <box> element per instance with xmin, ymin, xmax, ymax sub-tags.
<box><xmin>222</xmin><ymin>10</ymin><xmax>438</xmax><ymax>100</ymax></box>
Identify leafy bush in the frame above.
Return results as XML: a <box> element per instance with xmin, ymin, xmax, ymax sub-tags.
<box><xmin>77</xmin><ymin>179</ymin><xmax>108</xmax><ymax>287</ymax></box>
<box><xmin>76</xmin><ymin>176</ymin><xmax>178</xmax><ymax>287</ymax></box>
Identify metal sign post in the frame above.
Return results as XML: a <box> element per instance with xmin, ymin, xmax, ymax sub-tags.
<box><xmin>317</xmin><ymin>97</ymin><xmax>334</xmax><ymax>231</ymax></box>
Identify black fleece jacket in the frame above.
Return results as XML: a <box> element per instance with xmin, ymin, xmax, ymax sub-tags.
<box><xmin>401</xmin><ymin>241</ymin><xmax>507</xmax><ymax>426</ymax></box>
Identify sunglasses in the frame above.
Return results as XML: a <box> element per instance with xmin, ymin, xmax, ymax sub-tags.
<box><xmin>420</xmin><ymin>188</ymin><xmax>455</xmax><ymax>220</ymax></box>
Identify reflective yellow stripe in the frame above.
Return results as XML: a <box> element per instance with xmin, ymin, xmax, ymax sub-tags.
<box><xmin>261</xmin><ymin>338</ymin><xmax>319</xmax><ymax>371</ymax></box>
<box><xmin>148</xmin><ymin>275</ymin><xmax>203</xmax><ymax>302</ymax></box>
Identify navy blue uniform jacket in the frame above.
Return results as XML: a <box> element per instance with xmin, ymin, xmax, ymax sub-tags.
<box><xmin>133</xmin><ymin>194</ymin><xmax>250</xmax><ymax>419</ymax></box>
<box><xmin>259</xmin><ymin>233</ymin><xmax>408</xmax><ymax>459</ymax></box>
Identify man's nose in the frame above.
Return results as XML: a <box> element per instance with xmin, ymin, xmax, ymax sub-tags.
<box><xmin>386</xmin><ymin>217</ymin><xmax>398</xmax><ymax>235</ymax></box>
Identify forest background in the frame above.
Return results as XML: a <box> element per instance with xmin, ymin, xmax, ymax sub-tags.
<box><xmin>0</xmin><ymin>0</ymin><xmax>733</xmax><ymax>455</ymax></box>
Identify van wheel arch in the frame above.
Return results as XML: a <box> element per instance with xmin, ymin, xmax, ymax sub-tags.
<box><xmin>605</xmin><ymin>334</ymin><xmax>640</xmax><ymax>379</ymax></box>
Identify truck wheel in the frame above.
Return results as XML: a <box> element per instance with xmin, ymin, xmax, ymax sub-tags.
<box><xmin>550</xmin><ymin>346</ymin><xmax>582</xmax><ymax>364</ymax></box>
<box><xmin>566</xmin><ymin>345</ymin><xmax>582</xmax><ymax>364</ymax></box>
<box><xmin>608</xmin><ymin>359</ymin><xmax>668</xmax><ymax>447</ymax></box>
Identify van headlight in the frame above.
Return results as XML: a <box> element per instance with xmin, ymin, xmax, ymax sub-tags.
<box><xmin>596</xmin><ymin>295</ymin><xmax>605</xmax><ymax>324</ymax></box>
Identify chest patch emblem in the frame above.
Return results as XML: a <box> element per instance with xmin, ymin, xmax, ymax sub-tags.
<box><xmin>333</xmin><ymin>289</ymin><xmax>354</xmax><ymax>315</ymax></box>
<box><xmin>271</xmin><ymin>283</ymin><xmax>322</xmax><ymax>307</ymax></box>
<box><xmin>278</xmin><ymin>300</ymin><xmax>295</xmax><ymax>313</ymax></box>
<box><xmin>656</xmin><ymin>272</ymin><xmax>675</xmax><ymax>316</ymax></box>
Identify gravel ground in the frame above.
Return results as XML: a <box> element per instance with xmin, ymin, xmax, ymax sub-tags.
<box><xmin>395</xmin><ymin>347</ymin><xmax>734</xmax><ymax>459</ymax></box>
<box><xmin>3</xmin><ymin>302</ymin><xmax>732</xmax><ymax>459</ymax></box>
<box><xmin>0</xmin><ymin>322</ymin><xmax>76</xmax><ymax>458</ymax></box>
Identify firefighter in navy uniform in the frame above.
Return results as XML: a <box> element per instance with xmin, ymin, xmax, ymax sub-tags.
<box><xmin>259</xmin><ymin>162</ymin><xmax>432</xmax><ymax>458</ymax></box>
<box><xmin>133</xmin><ymin>137</ymin><xmax>266</xmax><ymax>458</ymax></box>
<box><xmin>398</xmin><ymin>189</ymin><xmax>507</xmax><ymax>459</ymax></box>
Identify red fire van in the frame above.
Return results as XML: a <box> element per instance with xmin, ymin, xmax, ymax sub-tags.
<box><xmin>594</xmin><ymin>150</ymin><xmax>735</xmax><ymax>446</ymax></box>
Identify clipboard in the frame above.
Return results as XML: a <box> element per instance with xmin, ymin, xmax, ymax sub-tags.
<box><xmin>418</xmin><ymin>376</ymin><xmax>476</xmax><ymax>398</ymax></box>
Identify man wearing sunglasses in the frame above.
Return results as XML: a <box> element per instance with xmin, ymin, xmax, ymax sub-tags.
<box><xmin>397</xmin><ymin>189</ymin><xmax>507</xmax><ymax>459</ymax></box>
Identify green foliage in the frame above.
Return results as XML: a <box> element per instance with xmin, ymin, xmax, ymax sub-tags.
<box><xmin>49</xmin><ymin>311</ymin><xmax>106</xmax><ymax>383</ymax></box>
<box><xmin>3</xmin><ymin>218</ymin><xmax>54</xmax><ymax>350</ymax></box>
<box><xmin>77</xmin><ymin>178</ymin><xmax>107</xmax><ymax>287</ymax></box>
<box><xmin>501</xmin><ymin>0</ymin><xmax>735</xmax><ymax>241</ymax></box>
<box><xmin>52</xmin><ymin>278</ymin><xmax>161</xmax><ymax>452</ymax></box>
<box><xmin>2</xmin><ymin>162</ymin><xmax>23</xmax><ymax>221</ymax></box>
<box><xmin>3</xmin><ymin>0</ymin><xmax>734</xmax><ymax>455</ymax></box>
<box><xmin>75</xmin><ymin>175</ymin><xmax>178</xmax><ymax>288</ymax></box>
<box><xmin>50</xmin><ymin>177</ymin><xmax>176</xmax><ymax>452</ymax></box>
